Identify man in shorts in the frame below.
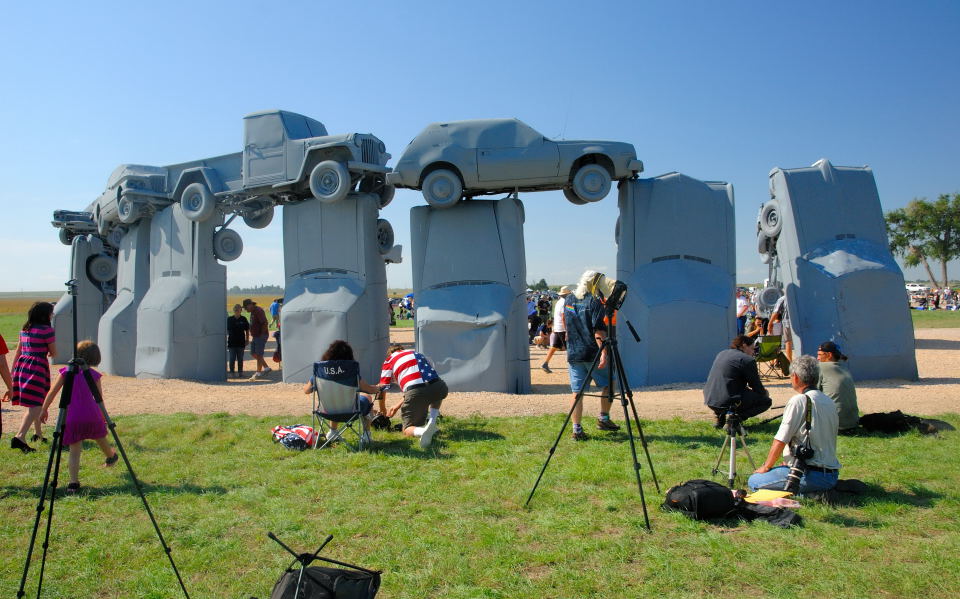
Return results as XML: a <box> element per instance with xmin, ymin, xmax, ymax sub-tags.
<box><xmin>243</xmin><ymin>298</ymin><xmax>271</xmax><ymax>380</ymax></box>
<box><xmin>541</xmin><ymin>286</ymin><xmax>571</xmax><ymax>373</ymax></box>
<box><xmin>380</xmin><ymin>345</ymin><xmax>448</xmax><ymax>448</ymax></box>
<box><xmin>564</xmin><ymin>271</ymin><xmax>620</xmax><ymax>441</ymax></box>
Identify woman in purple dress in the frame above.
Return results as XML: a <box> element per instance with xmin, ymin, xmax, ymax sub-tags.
<box><xmin>10</xmin><ymin>302</ymin><xmax>57</xmax><ymax>453</ymax></box>
<box><xmin>40</xmin><ymin>340</ymin><xmax>117</xmax><ymax>493</ymax></box>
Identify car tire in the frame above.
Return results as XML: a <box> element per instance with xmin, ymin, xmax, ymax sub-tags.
<box><xmin>758</xmin><ymin>286</ymin><xmax>782</xmax><ymax>311</ymax></box>
<box><xmin>117</xmin><ymin>197</ymin><xmax>142</xmax><ymax>224</ymax></box>
<box><xmin>310</xmin><ymin>160</ymin><xmax>351</xmax><ymax>204</ymax></box>
<box><xmin>86</xmin><ymin>254</ymin><xmax>117</xmax><ymax>283</ymax></box>
<box><xmin>563</xmin><ymin>188</ymin><xmax>588</xmax><ymax>205</ymax></box>
<box><xmin>759</xmin><ymin>200</ymin><xmax>782</xmax><ymax>237</ymax></box>
<box><xmin>181</xmin><ymin>182</ymin><xmax>216</xmax><ymax>222</ymax></box>
<box><xmin>107</xmin><ymin>226</ymin><xmax>126</xmax><ymax>248</ymax></box>
<box><xmin>59</xmin><ymin>228</ymin><xmax>74</xmax><ymax>246</ymax></box>
<box><xmin>213</xmin><ymin>228</ymin><xmax>243</xmax><ymax>262</ymax></box>
<box><xmin>421</xmin><ymin>169</ymin><xmax>462</xmax><ymax>208</ymax></box>
<box><xmin>757</xmin><ymin>232</ymin><xmax>771</xmax><ymax>255</ymax></box>
<box><xmin>242</xmin><ymin>203</ymin><xmax>274</xmax><ymax>229</ymax></box>
<box><xmin>359</xmin><ymin>175</ymin><xmax>396</xmax><ymax>208</ymax></box>
<box><xmin>376</xmin><ymin>219</ymin><xmax>395</xmax><ymax>255</ymax></box>
<box><xmin>571</xmin><ymin>163</ymin><xmax>611</xmax><ymax>203</ymax></box>
<box><xmin>760</xmin><ymin>251</ymin><xmax>771</xmax><ymax>264</ymax></box>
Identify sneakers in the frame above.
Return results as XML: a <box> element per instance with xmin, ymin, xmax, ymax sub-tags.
<box><xmin>30</xmin><ymin>434</ymin><xmax>49</xmax><ymax>443</ymax></box>
<box><xmin>11</xmin><ymin>437</ymin><xmax>35</xmax><ymax>453</ymax></box>
<box><xmin>597</xmin><ymin>418</ymin><xmax>620</xmax><ymax>432</ymax></box>
<box><xmin>540</xmin><ymin>363</ymin><xmax>552</xmax><ymax>374</ymax></box>
<box><xmin>325</xmin><ymin>428</ymin><xmax>342</xmax><ymax>443</ymax></box>
<box><xmin>65</xmin><ymin>482</ymin><xmax>81</xmax><ymax>495</ymax></box>
<box><xmin>419</xmin><ymin>418</ymin><xmax>438</xmax><ymax>448</ymax></box>
<box><xmin>249</xmin><ymin>372</ymin><xmax>262</xmax><ymax>381</ymax></box>
<box><xmin>262</xmin><ymin>366</ymin><xmax>273</xmax><ymax>374</ymax></box>
<box><xmin>572</xmin><ymin>429</ymin><xmax>589</xmax><ymax>441</ymax></box>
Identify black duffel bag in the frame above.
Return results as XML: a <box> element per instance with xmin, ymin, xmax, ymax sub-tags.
<box><xmin>270</xmin><ymin>566</ymin><xmax>380</xmax><ymax>599</ymax></box>
<box><xmin>663</xmin><ymin>479</ymin><xmax>736</xmax><ymax>520</ymax></box>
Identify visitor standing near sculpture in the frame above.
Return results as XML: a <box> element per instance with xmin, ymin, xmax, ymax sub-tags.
<box><xmin>541</xmin><ymin>286</ymin><xmax>571</xmax><ymax>373</ymax></box>
<box><xmin>226</xmin><ymin>304</ymin><xmax>250</xmax><ymax>379</ymax></box>
<box><xmin>735</xmin><ymin>289</ymin><xmax>749</xmax><ymax>335</ymax></box>
<box><xmin>380</xmin><ymin>345</ymin><xmax>447</xmax><ymax>448</ymax></box>
<box><xmin>817</xmin><ymin>341</ymin><xmax>860</xmax><ymax>432</ymax></box>
<box><xmin>703</xmin><ymin>335</ymin><xmax>771</xmax><ymax>428</ymax></box>
<box><xmin>767</xmin><ymin>295</ymin><xmax>793</xmax><ymax>362</ymax></box>
<box><xmin>0</xmin><ymin>333</ymin><xmax>12</xmax><ymax>436</ymax></box>
<box><xmin>269</xmin><ymin>298</ymin><xmax>282</xmax><ymax>329</ymax></box>
<box><xmin>244</xmin><ymin>299</ymin><xmax>271</xmax><ymax>380</ymax></box>
<box><xmin>564</xmin><ymin>271</ymin><xmax>619</xmax><ymax>441</ymax></box>
<box><xmin>527</xmin><ymin>295</ymin><xmax>541</xmax><ymax>344</ymax></box>
<box><xmin>10</xmin><ymin>302</ymin><xmax>57</xmax><ymax>453</ymax></box>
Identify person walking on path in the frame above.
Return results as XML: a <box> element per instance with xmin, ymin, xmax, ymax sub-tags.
<box><xmin>40</xmin><ymin>341</ymin><xmax>118</xmax><ymax>493</ymax></box>
<box><xmin>541</xmin><ymin>286</ymin><xmax>571</xmax><ymax>373</ymax></box>
<box><xmin>243</xmin><ymin>298</ymin><xmax>271</xmax><ymax>380</ymax></box>
<box><xmin>10</xmin><ymin>302</ymin><xmax>57</xmax><ymax>453</ymax></box>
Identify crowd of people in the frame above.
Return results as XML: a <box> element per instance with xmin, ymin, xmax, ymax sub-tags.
<box><xmin>910</xmin><ymin>287</ymin><xmax>956</xmax><ymax>310</ymax></box>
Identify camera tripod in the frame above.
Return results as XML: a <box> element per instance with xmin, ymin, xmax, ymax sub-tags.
<box><xmin>711</xmin><ymin>410</ymin><xmax>756</xmax><ymax>489</ymax></box>
<box><xmin>525</xmin><ymin>320</ymin><xmax>659</xmax><ymax>530</ymax></box>
<box><xmin>18</xmin><ymin>279</ymin><xmax>190</xmax><ymax>599</ymax></box>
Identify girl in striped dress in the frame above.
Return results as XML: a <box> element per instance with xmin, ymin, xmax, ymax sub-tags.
<box><xmin>10</xmin><ymin>302</ymin><xmax>57</xmax><ymax>453</ymax></box>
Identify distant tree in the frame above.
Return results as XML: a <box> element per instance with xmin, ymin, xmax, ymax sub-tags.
<box><xmin>531</xmin><ymin>278</ymin><xmax>549</xmax><ymax>291</ymax></box>
<box><xmin>886</xmin><ymin>193</ymin><xmax>960</xmax><ymax>289</ymax></box>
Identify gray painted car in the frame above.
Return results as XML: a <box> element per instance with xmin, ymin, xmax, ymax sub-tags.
<box><xmin>386</xmin><ymin>119</ymin><xmax>642</xmax><ymax>208</ymax></box>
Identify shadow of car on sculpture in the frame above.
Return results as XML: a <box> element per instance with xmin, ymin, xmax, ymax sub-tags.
<box><xmin>386</xmin><ymin>118</ymin><xmax>643</xmax><ymax>208</ymax></box>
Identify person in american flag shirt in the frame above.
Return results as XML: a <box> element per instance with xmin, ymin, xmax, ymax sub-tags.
<box><xmin>380</xmin><ymin>345</ymin><xmax>448</xmax><ymax>448</ymax></box>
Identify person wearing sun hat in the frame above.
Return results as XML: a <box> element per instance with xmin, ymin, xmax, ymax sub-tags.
<box><xmin>540</xmin><ymin>286</ymin><xmax>572</xmax><ymax>373</ymax></box>
<box><xmin>817</xmin><ymin>341</ymin><xmax>860</xmax><ymax>432</ymax></box>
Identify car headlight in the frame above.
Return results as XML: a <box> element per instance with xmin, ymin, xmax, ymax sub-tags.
<box><xmin>354</xmin><ymin>135</ymin><xmax>363</xmax><ymax>147</ymax></box>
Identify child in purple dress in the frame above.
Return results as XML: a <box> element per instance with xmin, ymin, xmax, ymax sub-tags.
<box><xmin>10</xmin><ymin>302</ymin><xmax>57</xmax><ymax>453</ymax></box>
<box><xmin>41</xmin><ymin>340</ymin><xmax>118</xmax><ymax>493</ymax></box>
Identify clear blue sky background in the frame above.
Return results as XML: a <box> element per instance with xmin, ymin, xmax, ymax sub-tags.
<box><xmin>2</xmin><ymin>0</ymin><xmax>958</xmax><ymax>292</ymax></box>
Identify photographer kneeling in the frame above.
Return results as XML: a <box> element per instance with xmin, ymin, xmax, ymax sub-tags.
<box><xmin>748</xmin><ymin>355</ymin><xmax>841</xmax><ymax>494</ymax></box>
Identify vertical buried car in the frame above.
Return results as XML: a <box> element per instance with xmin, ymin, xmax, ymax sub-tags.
<box><xmin>386</xmin><ymin>118</ymin><xmax>642</xmax><ymax>207</ymax></box>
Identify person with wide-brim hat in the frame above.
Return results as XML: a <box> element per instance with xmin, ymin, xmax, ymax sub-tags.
<box><xmin>540</xmin><ymin>286</ymin><xmax>573</xmax><ymax>373</ymax></box>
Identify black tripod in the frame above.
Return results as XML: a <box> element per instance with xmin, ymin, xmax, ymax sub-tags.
<box><xmin>18</xmin><ymin>279</ymin><xmax>190</xmax><ymax>599</ymax></box>
<box><xmin>525</xmin><ymin>317</ymin><xmax>659</xmax><ymax>530</ymax></box>
<box><xmin>711</xmin><ymin>410</ymin><xmax>756</xmax><ymax>489</ymax></box>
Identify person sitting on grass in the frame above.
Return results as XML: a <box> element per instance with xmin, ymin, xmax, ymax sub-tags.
<box><xmin>748</xmin><ymin>355</ymin><xmax>841</xmax><ymax>494</ymax></box>
<box><xmin>40</xmin><ymin>341</ymin><xmax>118</xmax><ymax>494</ymax></box>
<box><xmin>817</xmin><ymin>341</ymin><xmax>860</xmax><ymax>433</ymax></box>
<box><xmin>380</xmin><ymin>345</ymin><xmax>448</xmax><ymax>448</ymax></box>
<box><xmin>302</xmin><ymin>340</ymin><xmax>380</xmax><ymax>445</ymax></box>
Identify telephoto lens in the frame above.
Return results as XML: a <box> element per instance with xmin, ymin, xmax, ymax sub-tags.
<box><xmin>783</xmin><ymin>460</ymin><xmax>805</xmax><ymax>494</ymax></box>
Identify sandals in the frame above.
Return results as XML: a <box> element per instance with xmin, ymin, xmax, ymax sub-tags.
<box><xmin>30</xmin><ymin>434</ymin><xmax>49</xmax><ymax>444</ymax></box>
<box><xmin>105</xmin><ymin>453</ymin><xmax>119</xmax><ymax>467</ymax></box>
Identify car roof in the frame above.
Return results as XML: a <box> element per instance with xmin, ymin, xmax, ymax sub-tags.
<box><xmin>418</xmin><ymin>118</ymin><xmax>543</xmax><ymax>147</ymax></box>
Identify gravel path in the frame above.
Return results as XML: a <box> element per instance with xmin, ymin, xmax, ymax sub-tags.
<box><xmin>6</xmin><ymin>328</ymin><xmax>957</xmax><ymax>424</ymax></box>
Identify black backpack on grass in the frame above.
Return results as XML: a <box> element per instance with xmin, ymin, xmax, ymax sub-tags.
<box><xmin>663</xmin><ymin>479</ymin><xmax>736</xmax><ymax>520</ymax></box>
<box><xmin>270</xmin><ymin>565</ymin><xmax>380</xmax><ymax>599</ymax></box>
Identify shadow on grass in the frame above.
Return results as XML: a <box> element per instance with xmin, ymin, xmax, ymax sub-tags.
<box><xmin>0</xmin><ymin>480</ymin><xmax>229</xmax><ymax>499</ymax></box>
<box><xmin>370</xmin><ymin>439</ymin><xmax>453</xmax><ymax>460</ymax></box>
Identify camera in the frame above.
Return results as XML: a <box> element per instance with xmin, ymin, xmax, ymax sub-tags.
<box><xmin>585</xmin><ymin>272</ymin><xmax>627</xmax><ymax>313</ymax></box>
<box><xmin>783</xmin><ymin>441</ymin><xmax>814</xmax><ymax>493</ymax></box>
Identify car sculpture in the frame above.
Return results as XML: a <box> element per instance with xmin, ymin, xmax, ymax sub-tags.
<box><xmin>386</xmin><ymin>118</ymin><xmax>642</xmax><ymax>208</ymax></box>
<box><xmin>85</xmin><ymin>110</ymin><xmax>392</xmax><ymax>255</ymax></box>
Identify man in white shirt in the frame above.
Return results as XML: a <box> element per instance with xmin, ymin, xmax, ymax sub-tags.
<box><xmin>748</xmin><ymin>354</ymin><xmax>841</xmax><ymax>493</ymax></box>
<box><xmin>540</xmin><ymin>286</ymin><xmax>571</xmax><ymax>373</ymax></box>
<box><xmin>735</xmin><ymin>289</ymin><xmax>749</xmax><ymax>335</ymax></box>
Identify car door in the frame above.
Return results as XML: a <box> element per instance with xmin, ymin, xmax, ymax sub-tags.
<box><xmin>243</xmin><ymin>113</ymin><xmax>286</xmax><ymax>187</ymax></box>
<box><xmin>477</xmin><ymin>121</ymin><xmax>559</xmax><ymax>183</ymax></box>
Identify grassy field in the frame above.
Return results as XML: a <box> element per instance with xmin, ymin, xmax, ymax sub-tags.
<box><xmin>1</xmin><ymin>413</ymin><xmax>957</xmax><ymax>598</ymax></box>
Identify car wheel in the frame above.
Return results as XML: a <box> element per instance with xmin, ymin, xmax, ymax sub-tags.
<box><xmin>213</xmin><ymin>228</ymin><xmax>243</xmax><ymax>262</ymax></box>
<box><xmin>421</xmin><ymin>169</ymin><xmax>462</xmax><ymax>208</ymax></box>
<box><xmin>86</xmin><ymin>254</ymin><xmax>117</xmax><ymax>283</ymax></box>
<box><xmin>117</xmin><ymin>197</ymin><xmax>142</xmax><ymax>224</ymax></box>
<box><xmin>309</xmin><ymin>160</ymin><xmax>351</xmax><ymax>204</ymax></box>
<box><xmin>758</xmin><ymin>286</ymin><xmax>782</xmax><ymax>311</ymax></box>
<box><xmin>563</xmin><ymin>188</ymin><xmax>588</xmax><ymax>205</ymax></box>
<box><xmin>757</xmin><ymin>232</ymin><xmax>771</xmax><ymax>255</ymax></box>
<box><xmin>242</xmin><ymin>203</ymin><xmax>274</xmax><ymax>229</ymax></box>
<box><xmin>107</xmin><ymin>226</ymin><xmax>126</xmax><ymax>248</ymax></box>
<box><xmin>59</xmin><ymin>228</ymin><xmax>74</xmax><ymax>246</ymax></box>
<box><xmin>571</xmin><ymin>163</ymin><xmax>611</xmax><ymax>203</ymax></box>
<box><xmin>359</xmin><ymin>175</ymin><xmax>396</xmax><ymax>208</ymax></box>
<box><xmin>759</xmin><ymin>200</ymin><xmax>782</xmax><ymax>237</ymax></box>
<box><xmin>376</xmin><ymin>219</ymin><xmax>394</xmax><ymax>255</ymax></box>
<box><xmin>181</xmin><ymin>182</ymin><xmax>216</xmax><ymax>222</ymax></box>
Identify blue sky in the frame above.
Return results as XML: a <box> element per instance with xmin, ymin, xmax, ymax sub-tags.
<box><xmin>2</xmin><ymin>0</ymin><xmax>958</xmax><ymax>291</ymax></box>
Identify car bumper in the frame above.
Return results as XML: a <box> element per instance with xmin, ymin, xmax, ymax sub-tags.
<box><xmin>628</xmin><ymin>159</ymin><xmax>644</xmax><ymax>174</ymax></box>
<box><xmin>385</xmin><ymin>171</ymin><xmax>403</xmax><ymax>186</ymax></box>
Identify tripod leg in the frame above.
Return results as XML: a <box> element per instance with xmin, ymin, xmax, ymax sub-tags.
<box><xmin>611</xmin><ymin>344</ymin><xmax>660</xmax><ymax>493</ymax></box>
<box><xmin>18</xmin><ymin>365</ymin><xmax>76</xmax><ymax>599</ymax></box>
<box><xmin>525</xmin><ymin>349</ymin><xmax>603</xmax><ymax>507</ymax></box>
<box><xmin>83</xmin><ymin>368</ymin><xmax>191</xmax><ymax>599</ymax></box>
<box><xmin>608</xmin><ymin>341</ymin><xmax>652</xmax><ymax>530</ymax></box>
<box><xmin>712</xmin><ymin>435</ymin><xmax>730</xmax><ymax>475</ymax></box>
<box><xmin>738</xmin><ymin>432</ymin><xmax>757</xmax><ymax>471</ymax></box>
<box><xmin>728</xmin><ymin>433</ymin><xmax>737</xmax><ymax>488</ymax></box>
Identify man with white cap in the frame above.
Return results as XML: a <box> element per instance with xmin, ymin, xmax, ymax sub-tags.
<box><xmin>540</xmin><ymin>286</ymin><xmax>572</xmax><ymax>373</ymax></box>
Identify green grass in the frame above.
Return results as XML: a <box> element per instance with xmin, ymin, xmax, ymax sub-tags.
<box><xmin>911</xmin><ymin>309</ymin><xmax>960</xmax><ymax>328</ymax></box>
<box><xmin>0</xmin><ymin>313</ymin><xmax>20</xmax><ymax>347</ymax></box>
<box><xmin>2</xmin><ymin>413</ymin><xmax>958</xmax><ymax>598</ymax></box>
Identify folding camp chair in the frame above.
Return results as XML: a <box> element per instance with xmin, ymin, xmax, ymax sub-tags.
<box><xmin>755</xmin><ymin>335</ymin><xmax>789</xmax><ymax>379</ymax></box>
<box><xmin>311</xmin><ymin>360</ymin><xmax>371</xmax><ymax>451</ymax></box>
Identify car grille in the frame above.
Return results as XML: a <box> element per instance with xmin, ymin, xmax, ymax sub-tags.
<box><xmin>361</xmin><ymin>139</ymin><xmax>379</xmax><ymax>164</ymax></box>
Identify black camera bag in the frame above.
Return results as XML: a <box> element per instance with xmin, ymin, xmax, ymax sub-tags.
<box><xmin>270</xmin><ymin>566</ymin><xmax>380</xmax><ymax>599</ymax></box>
<box><xmin>663</xmin><ymin>479</ymin><xmax>736</xmax><ymax>520</ymax></box>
